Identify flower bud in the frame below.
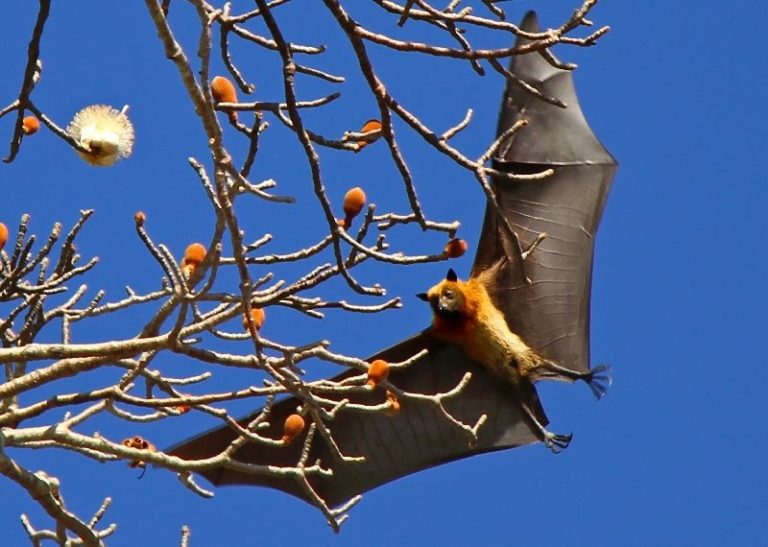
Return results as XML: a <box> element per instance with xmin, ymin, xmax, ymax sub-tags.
<box><xmin>367</xmin><ymin>359</ymin><xmax>390</xmax><ymax>388</ymax></box>
<box><xmin>341</xmin><ymin>187</ymin><xmax>366</xmax><ymax>229</ymax></box>
<box><xmin>242</xmin><ymin>308</ymin><xmax>266</xmax><ymax>331</ymax></box>
<box><xmin>22</xmin><ymin>116</ymin><xmax>39</xmax><ymax>135</ymax></box>
<box><xmin>357</xmin><ymin>119</ymin><xmax>381</xmax><ymax>150</ymax></box>
<box><xmin>282</xmin><ymin>414</ymin><xmax>306</xmax><ymax>444</ymax></box>
<box><xmin>211</xmin><ymin>76</ymin><xmax>238</xmax><ymax>123</ymax></box>
<box><xmin>444</xmin><ymin>238</ymin><xmax>467</xmax><ymax>258</ymax></box>
<box><xmin>0</xmin><ymin>223</ymin><xmax>8</xmax><ymax>251</ymax></box>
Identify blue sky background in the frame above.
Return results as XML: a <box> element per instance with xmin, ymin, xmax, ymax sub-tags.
<box><xmin>1</xmin><ymin>1</ymin><xmax>766</xmax><ymax>546</ymax></box>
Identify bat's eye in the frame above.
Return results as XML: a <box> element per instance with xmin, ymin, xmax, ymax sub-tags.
<box><xmin>442</xmin><ymin>289</ymin><xmax>454</xmax><ymax>299</ymax></box>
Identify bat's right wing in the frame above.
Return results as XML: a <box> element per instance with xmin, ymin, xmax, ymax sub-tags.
<box><xmin>472</xmin><ymin>11</ymin><xmax>617</xmax><ymax>375</ymax></box>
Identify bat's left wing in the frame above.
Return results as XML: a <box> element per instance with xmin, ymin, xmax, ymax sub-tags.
<box><xmin>168</xmin><ymin>332</ymin><xmax>540</xmax><ymax>508</ymax></box>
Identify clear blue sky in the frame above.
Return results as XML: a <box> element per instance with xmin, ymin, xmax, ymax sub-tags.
<box><xmin>1</xmin><ymin>1</ymin><xmax>766</xmax><ymax>546</ymax></box>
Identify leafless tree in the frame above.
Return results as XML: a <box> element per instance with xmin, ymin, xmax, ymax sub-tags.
<box><xmin>0</xmin><ymin>0</ymin><xmax>609</xmax><ymax>543</ymax></box>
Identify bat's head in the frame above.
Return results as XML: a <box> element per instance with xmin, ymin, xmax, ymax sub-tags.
<box><xmin>417</xmin><ymin>269</ymin><xmax>469</xmax><ymax>321</ymax></box>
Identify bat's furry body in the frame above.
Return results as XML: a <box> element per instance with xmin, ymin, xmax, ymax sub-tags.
<box><xmin>167</xmin><ymin>11</ymin><xmax>617</xmax><ymax>510</ymax></box>
<box><xmin>421</xmin><ymin>269</ymin><xmax>610</xmax><ymax>452</ymax></box>
<box><xmin>423</xmin><ymin>270</ymin><xmax>536</xmax><ymax>382</ymax></box>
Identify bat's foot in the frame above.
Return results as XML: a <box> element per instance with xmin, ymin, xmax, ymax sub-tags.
<box><xmin>516</xmin><ymin>389</ymin><xmax>573</xmax><ymax>454</ymax></box>
<box><xmin>543</xmin><ymin>431</ymin><xmax>572</xmax><ymax>454</ymax></box>
<box><xmin>537</xmin><ymin>359</ymin><xmax>612</xmax><ymax>400</ymax></box>
<box><xmin>583</xmin><ymin>364</ymin><xmax>611</xmax><ymax>400</ymax></box>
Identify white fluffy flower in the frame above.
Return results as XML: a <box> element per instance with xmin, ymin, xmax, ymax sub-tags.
<box><xmin>67</xmin><ymin>104</ymin><xmax>134</xmax><ymax>167</ymax></box>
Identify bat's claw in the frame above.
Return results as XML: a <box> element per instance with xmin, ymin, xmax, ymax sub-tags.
<box><xmin>584</xmin><ymin>364</ymin><xmax>612</xmax><ymax>400</ymax></box>
<box><xmin>543</xmin><ymin>431</ymin><xmax>572</xmax><ymax>454</ymax></box>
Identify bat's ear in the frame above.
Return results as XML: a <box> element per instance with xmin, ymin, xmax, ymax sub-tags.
<box><xmin>446</xmin><ymin>268</ymin><xmax>458</xmax><ymax>282</ymax></box>
<box><xmin>416</xmin><ymin>293</ymin><xmax>429</xmax><ymax>302</ymax></box>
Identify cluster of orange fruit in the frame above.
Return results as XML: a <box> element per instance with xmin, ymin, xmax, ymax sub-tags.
<box><xmin>366</xmin><ymin>359</ymin><xmax>400</xmax><ymax>415</ymax></box>
<box><xmin>179</xmin><ymin>242</ymin><xmax>267</xmax><ymax>331</ymax></box>
<box><xmin>279</xmin><ymin>357</ymin><xmax>399</xmax><ymax>445</ymax></box>
<box><xmin>122</xmin><ymin>436</ymin><xmax>157</xmax><ymax>469</ymax></box>
<box><xmin>208</xmin><ymin>75</ymin><xmax>383</xmax><ymax>155</ymax></box>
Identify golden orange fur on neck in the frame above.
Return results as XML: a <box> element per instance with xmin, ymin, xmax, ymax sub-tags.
<box><xmin>428</xmin><ymin>278</ymin><xmax>484</xmax><ymax>335</ymax></box>
<box><xmin>427</xmin><ymin>280</ymin><xmax>485</xmax><ymax>336</ymax></box>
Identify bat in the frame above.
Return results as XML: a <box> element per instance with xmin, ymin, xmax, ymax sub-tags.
<box><xmin>167</xmin><ymin>10</ymin><xmax>617</xmax><ymax>510</ymax></box>
<box><xmin>416</xmin><ymin>264</ymin><xmax>611</xmax><ymax>453</ymax></box>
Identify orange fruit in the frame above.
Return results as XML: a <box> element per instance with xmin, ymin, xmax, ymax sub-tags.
<box><xmin>444</xmin><ymin>238</ymin><xmax>467</xmax><ymax>258</ymax></box>
<box><xmin>367</xmin><ymin>359</ymin><xmax>390</xmax><ymax>387</ymax></box>
<box><xmin>22</xmin><ymin>116</ymin><xmax>39</xmax><ymax>135</ymax></box>
<box><xmin>0</xmin><ymin>223</ymin><xmax>8</xmax><ymax>251</ymax></box>
<box><xmin>357</xmin><ymin>119</ymin><xmax>382</xmax><ymax>149</ymax></box>
<box><xmin>242</xmin><ymin>308</ymin><xmax>266</xmax><ymax>331</ymax></box>
<box><xmin>211</xmin><ymin>76</ymin><xmax>238</xmax><ymax>122</ymax></box>
<box><xmin>183</xmin><ymin>243</ymin><xmax>206</xmax><ymax>266</ymax></box>
<box><xmin>343</xmin><ymin>187</ymin><xmax>366</xmax><ymax>219</ymax></box>
<box><xmin>281</xmin><ymin>414</ymin><xmax>306</xmax><ymax>444</ymax></box>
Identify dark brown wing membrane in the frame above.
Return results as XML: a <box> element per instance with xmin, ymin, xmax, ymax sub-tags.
<box><xmin>168</xmin><ymin>333</ymin><xmax>543</xmax><ymax>508</ymax></box>
<box><xmin>168</xmin><ymin>10</ymin><xmax>615</xmax><ymax>510</ymax></box>
<box><xmin>472</xmin><ymin>11</ymin><xmax>617</xmax><ymax>374</ymax></box>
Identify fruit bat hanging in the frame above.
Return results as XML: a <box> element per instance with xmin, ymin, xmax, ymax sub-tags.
<box><xmin>168</xmin><ymin>11</ymin><xmax>617</xmax><ymax>511</ymax></box>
